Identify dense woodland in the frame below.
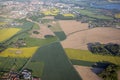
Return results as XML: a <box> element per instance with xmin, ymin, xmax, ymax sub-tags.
<box><xmin>88</xmin><ymin>43</ymin><xmax>120</xmax><ymax>56</ymax></box>
<box><xmin>0</xmin><ymin>43</ymin><xmax>7</xmax><ymax>52</ymax></box>
<box><xmin>98</xmin><ymin>64</ymin><xmax>119</xmax><ymax>80</ymax></box>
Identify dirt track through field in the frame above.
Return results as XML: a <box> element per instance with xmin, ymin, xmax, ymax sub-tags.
<box><xmin>67</xmin><ymin>28</ymin><xmax>89</xmax><ymax>37</ymax></box>
<box><xmin>59</xmin><ymin>20</ymin><xmax>88</xmax><ymax>35</ymax></box>
<box><xmin>60</xmin><ymin>20</ymin><xmax>120</xmax><ymax>50</ymax></box>
<box><xmin>74</xmin><ymin>65</ymin><xmax>103</xmax><ymax>80</ymax></box>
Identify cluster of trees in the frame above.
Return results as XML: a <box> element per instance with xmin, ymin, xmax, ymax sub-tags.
<box><xmin>0</xmin><ymin>43</ymin><xmax>7</xmax><ymax>52</ymax></box>
<box><xmin>88</xmin><ymin>43</ymin><xmax>120</xmax><ymax>56</ymax></box>
<box><xmin>48</xmin><ymin>25</ymin><xmax>52</xmax><ymax>28</ymax></box>
<box><xmin>98</xmin><ymin>64</ymin><xmax>118</xmax><ymax>80</ymax></box>
<box><xmin>55</xmin><ymin>14</ymin><xmax>75</xmax><ymax>20</ymax></box>
<box><xmin>92</xmin><ymin>61</ymin><xmax>119</xmax><ymax>80</ymax></box>
<box><xmin>76</xmin><ymin>14</ymin><xmax>89</xmax><ymax>23</ymax></box>
<box><xmin>76</xmin><ymin>13</ymin><xmax>119</xmax><ymax>28</ymax></box>
<box><xmin>33</xmin><ymin>31</ymin><xmax>39</xmax><ymax>34</ymax></box>
<box><xmin>44</xmin><ymin>35</ymin><xmax>54</xmax><ymax>38</ymax></box>
<box><xmin>105</xmin><ymin>43</ymin><xmax>120</xmax><ymax>56</ymax></box>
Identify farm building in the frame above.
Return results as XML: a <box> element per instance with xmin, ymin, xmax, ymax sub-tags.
<box><xmin>21</xmin><ymin>69</ymin><xmax>32</xmax><ymax>80</ymax></box>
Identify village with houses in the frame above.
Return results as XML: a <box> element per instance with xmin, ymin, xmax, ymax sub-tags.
<box><xmin>0</xmin><ymin>0</ymin><xmax>120</xmax><ymax>80</ymax></box>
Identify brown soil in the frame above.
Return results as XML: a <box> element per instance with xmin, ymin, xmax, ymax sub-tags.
<box><xmin>74</xmin><ymin>65</ymin><xmax>103</xmax><ymax>80</ymax></box>
<box><xmin>42</xmin><ymin>16</ymin><xmax>54</xmax><ymax>19</ymax></box>
<box><xmin>59</xmin><ymin>20</ymin><xmax>88</xmax><ymax>35</ymax></box>
<box><xmin>30</xmin><ymin>24</ymin><xmax>55</xmax><ymax>39</ymax></box>
<box><xmin>117</xmin><ymin>70</ymin><xmax>120</xmax><ymax>80</ymax></box>
<box><xmin>27</xmin><ymin>18</ymin><xmax>55</xmax><ymax>39</ymax></box>
<box><xmin>60</xmin><ymin>21</ymin><xmax>120</xmax><ymax>50</ymax></box>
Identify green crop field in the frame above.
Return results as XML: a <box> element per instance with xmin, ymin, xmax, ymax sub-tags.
<box><xmin>48</xmin><ymin>22</ymin><xmax>62</xmax><ymax>32</ymax></box>
<box><xmin>17</xmin><ymin>21</ymin><xmax>34</xmax><ymax>32</ymax></box>
<box><xmin>54</xmin><ymin>32</ymin><xmax>66</xmax><ymax>41</ymax></box>
<box><xmin>65</xmin><ymin>48</ymin><xmax>120</xmax><ymax>65</ymax></box>
<box><xmin>0</xmin><ymin>57</ymin><xmax>28</xmax><ymax>73</ymax></box>
<box><xmin>6</xmin><ymin>31</ymin><xmax>58</xmax><ymax>47</ymax></box>
<box><xmin>32</xmin><ymin>23</ymin><xmax>40</xmax><ymax>30</ymax></box>
<box><xmin>4</xmin><ymin>20</ymin><xmax>57</xmax><ymax>47</ymax></box>
<box><xmin>48</xmin><ymin>22</ymin><xmax>66</xmax><ymax>41</ymax></box>
<box><xmin>31</xmin><ymin>42</ymin><xmax>82</xmax><ymax>80</ymax></box>
<box><xmin>0</xmin><ymin>28</ymin><xmax>20</xmax><ymax>42</ymax></box>
<box><xmin>77</xmin><ymin>9</ymin><xmax>113</xmax><ymax>19</ymax></box>
<box><xmin>25</xmin><ymin>61</ymin><xmax>44</xmax><ymax>77</ymax></box>
<box><xmin>25</xmin><ymin>36</ymin><xmax>58</xmax><ymax>47</ymax></box>
<box><xmin>70</xmin><ymin>59</ymin><xmax>95</xmax><ymax>66</ymax></box>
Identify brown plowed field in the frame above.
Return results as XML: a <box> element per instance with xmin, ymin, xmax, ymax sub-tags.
<box><xmin>74</xmin><ymin>65</ymin><xmax>103</xmax><ymax>80</ymax></box>
<box><xmin>117</xmin><ymin>70</ymin><xmax>120</xmax><ymax>80</ymax></box>
<box><xmin>31</xmin><ymin>24</ymin><xmax>55</xmax><ymax>39</ymax></box>
<box><xmin>27</xmin><ymin>18</ymin><xmax>55</xmax><ymax>39</ymax></box>
<box><xmin>60</xmin><ymin>20</ymin><xmax>120</xmax><ymax>50</ymax></box>
<box><xmin>59</xmin><ymin>20</ymin><xmax>88</xmax><ymax>35</ymax></box>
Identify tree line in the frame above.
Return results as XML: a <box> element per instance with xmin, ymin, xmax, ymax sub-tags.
<box><xmin>87</xmin><ymin>42</ymin><xmax>120</xmax><ymax>56</ymax></box>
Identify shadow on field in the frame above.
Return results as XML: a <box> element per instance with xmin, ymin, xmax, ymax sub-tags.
<box><xmin>91</xmin><ymin>61</ymin><xmax>112</xmax><ymax>74</ymax></box>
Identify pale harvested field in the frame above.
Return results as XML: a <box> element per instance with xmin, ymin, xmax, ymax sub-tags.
<box><xmin>31</xmin><ymin>24</ymin><xmax>55</xmax><ymax>39</ymax></box>
<box><xmin>61</xmin><ymin>27</ymin><xmax>120</xmax><ymax>50</ymax></box>
<box><xmin>74</xmin><ymin>65</ymin><xmax>102</xmax><ymax>80</ymax></box>
<box><xmin>42</xmin><ymin>16</ymin><xmax>54</xmax><ymax>19</ymax></box>
<box><xmin>117</xmin><ymin>71</ymin><xmax>120</xmax><ymax>80</ymax></box>
<box><xmin>27</xmin><ymin>18</ymin><xmax>55</xmax><ymax>39</ymax></box>
<box><xmin>58</xmin><ymin>20</ymin><xmax>88</xmax><ymax>35</ymax></box>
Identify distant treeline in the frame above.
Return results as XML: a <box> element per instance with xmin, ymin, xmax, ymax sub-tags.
<box><xmin>0</xmin><ymin>43</ymin><xmax>7</xmax><ymax>52</ymax></box>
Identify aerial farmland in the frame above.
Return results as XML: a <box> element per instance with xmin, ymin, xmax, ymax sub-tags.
<box><xmin>0</xmin><ymin>0</ymin><xmax>120</xmax><ymax>80</ymax></box>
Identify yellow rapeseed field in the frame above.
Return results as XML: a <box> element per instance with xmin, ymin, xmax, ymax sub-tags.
<box><xmin>63</xmin><ymin>14</ymin><xmax>75</xmax><ymax>17</ymax></box>
<box><xmin>0</xmin><ymin>22</ymin><xmax>7</xmax><ymax>26</ymax></box>
<box><xmin>42</xmin><ymin>8</ymin><xmax>59</xmax><ymax>16</ymax></box>
<box><xmin>65</xmin><ymin>48</ymin><xmax>120</xmax><ymax>65</ymax></box>
<box><xmin>115</xmin><ymin>13</ymin><xmax>120</xmax><ymax>18</ymax></box>
<box><xmin>0</xmin><ymin>28</ymin><xmax>20</xmax><ymax>42</ymax></box>
<box><xmin>0</xmin><ymin>47</ymin><xmax>38</xmax><ymax>58</ymax></box>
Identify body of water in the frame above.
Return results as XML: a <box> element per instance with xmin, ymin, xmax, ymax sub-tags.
<box><xmin>90</xmin><ymin>3</ymin><xmax>120</xmax><ymax>10</ymax></box>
